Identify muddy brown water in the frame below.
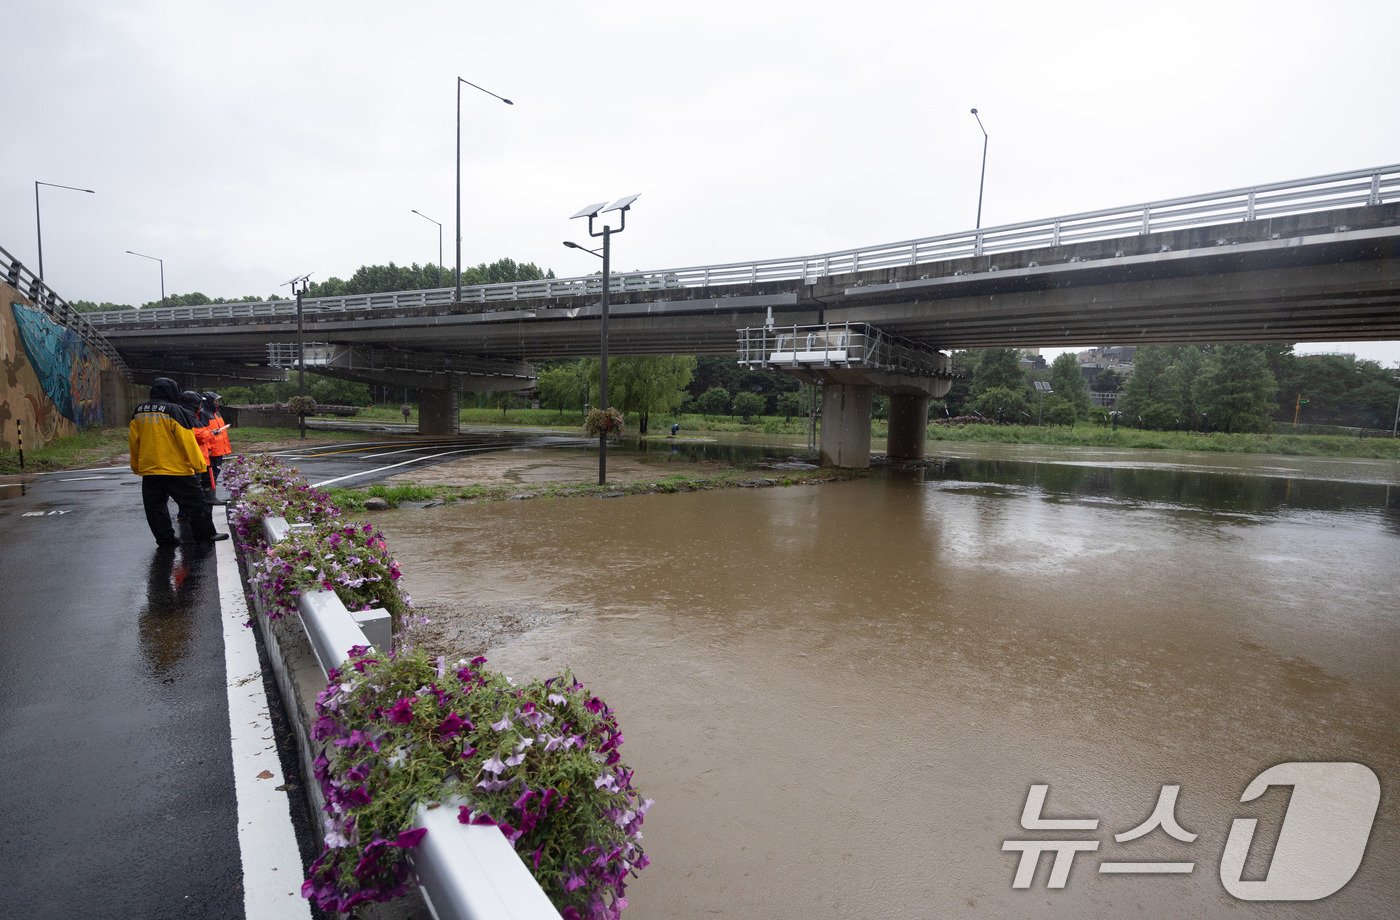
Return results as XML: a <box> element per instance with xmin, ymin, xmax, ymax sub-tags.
<box><xmin>378</xmin><ymin>449</ymin><xmax>1400</xmax><ymax>919</ymax></box>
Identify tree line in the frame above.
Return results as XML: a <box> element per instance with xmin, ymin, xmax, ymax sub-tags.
<box><xmin>70</xmin><ymin>258</ymin><xmax>552</xmax><ymax>312</ymax></box>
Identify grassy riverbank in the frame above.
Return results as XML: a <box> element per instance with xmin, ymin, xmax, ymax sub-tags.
<box><xmin>328</xmin><ymin>466</ymin><xmax>859</xmax><ymax>510</ymax></box>
<box><xmin>0</xmin><ymin>425</ymin><xmax>366</xmax><ymax>475</ymax></box>
<box><xmin>438</xmin><ymin>407</ymin><xmax>1399</xmax><ymax>460</ymax></box>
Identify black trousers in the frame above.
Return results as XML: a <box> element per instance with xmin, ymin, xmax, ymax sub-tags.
<box><xmin>209</xmin><ymin>455</ymin><xmax>224</xmax><ymax>481</ymax></box>
<box><xmin>141</xmin><ymin>475</ymin><xmax>215</xmax><ymax>543</ymax></box>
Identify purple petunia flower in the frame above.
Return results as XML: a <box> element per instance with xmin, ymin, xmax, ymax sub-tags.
<box><xmin>386</xmin><ymin>698</ymin><xmax>415</xmax><ymax>724</ymax></box>
<box><xmin>481</xmin><ymin>755</ymin><xmax>507</xmax><ymax>775</ymax></box>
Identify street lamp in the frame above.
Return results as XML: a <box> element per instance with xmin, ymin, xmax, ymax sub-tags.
<box><xmin>456</xmin><ymin>77</ymin><xmax>513</xmax><ymax>304</ymax></box>
<box><xmin>567</xmin><ymin>194</ymin><xmax>640</xmax><ymax>485</ymax></box>
<box><xmin>125</xmin><ymin>250</ymin><xmax>165</xmax><ymax>305</ymax></box>
<box><xmin>410</xmin><ymin>209</ymin><xmax>444</xmax><ymax>288</ymax></box>
<box><xmin>35</xmin><ymin>180</ymin><xmax>95</xmax><ymax>281</ymax></box>
<box><xmin>284</xmin><ymin>272</ymin><xmax>313</xmax><ymax>439</ymax></box>
<box><xmin>970</xmin><ymin>108</ymin><xmax>988</xmax><ymax>230</ymax></box>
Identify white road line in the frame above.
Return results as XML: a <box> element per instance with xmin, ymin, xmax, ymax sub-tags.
<box><xmin>213</xmin><ymin>515</ymin><xmax>313</xmax><ymax>919</ymax></box>
<box><xmin>312</xmin><ymin>446</ymin><xmax>496</xmax><ymax>487</ymax></box>
<box><xmin>58</xmin><ymin>475</ymin><xmax>108</xmax><ymax>482</ymax></box>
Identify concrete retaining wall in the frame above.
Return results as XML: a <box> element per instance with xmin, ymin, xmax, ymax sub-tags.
<box><xmin>1</xmin><ymin>279</ymin><xmax>141</xmax><ymax>450</ymax></box>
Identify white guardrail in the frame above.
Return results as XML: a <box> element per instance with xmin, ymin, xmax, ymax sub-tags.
<box><xmin>0</xmin><ymin>243</ymin><xmax>132</xmax><ymax>375</ymax></box>
<box><xmin>258</xmin><ymin>516</ymin><xmax>561</xmax><ymax>920</ymax></box>
<box><xmin>85</xmin><ymin>164</ymin><xmax>1399</xmax><ymax>327</ymax></box>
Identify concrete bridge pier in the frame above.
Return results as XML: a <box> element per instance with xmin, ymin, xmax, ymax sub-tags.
<box><xmin>418</xmin><ymin>387</ymin><xmax>458</xmax><ymax>435</ymax></box>
<box><xmin>819</xmin><ymin>383</ymin><xmax>874</xmax><ymax>468</ymax></box>
<box><xmin>886</xmin><ymin>393</ymin><xmax>931</xmax><ymax>461</ymax></box>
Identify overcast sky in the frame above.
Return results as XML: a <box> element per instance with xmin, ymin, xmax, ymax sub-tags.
<box><xmin>5</xmin><ymin>0</ymin><xmax>1398</xmax><ymax>365</ymax></box>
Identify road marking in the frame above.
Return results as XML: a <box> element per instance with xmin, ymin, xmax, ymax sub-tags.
<box><xmin>213</xmin><ymin>514</ymin><xmax>313</xmax><ymax>919</ymax></box>
<box><xmin>312</xmin><ymin>446</ymin><xmax>497</xmax><ymax>487</ymax></box>
<box><xmin>58</xmin><ymin>476</ymin><xmax>107</xmax><ymax>482</ymax></box>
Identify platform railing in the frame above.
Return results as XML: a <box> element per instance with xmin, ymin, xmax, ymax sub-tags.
<box><xmin>256</xmin><ymin>515</ymin><xmax>561</xmax><ymax>920</ymax></box>
<box><xmin>738</xmin><ymin>322</ymin><xmax>953</xmax><ymax>378</ymax></box>
<box><xmin>83</xmin><ymin>163</ymin><xmax>1399</xmax><ymax>327</ymax></box>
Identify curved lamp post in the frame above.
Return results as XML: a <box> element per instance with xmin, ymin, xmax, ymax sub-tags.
<box><xmin>456</xmin><ymin>78</ymin><xmax>513</xmax><ymax>304</ymax></box>
<box><xmin>35</xmin><ymin>180</ymin><xmax>95</xmax><ymax>280</ymax></box>
<box><xmin>970</xmin><ymin>108</ymin><xmax>988</xmax><ymax>230</ymax></box>
<box><xmin>125</xmin><ymin>250</ymin><xmax>165</xmax><ymax>305</ymax></box>
<box><xmin>566</xmin><ymin>195</ymin><xmax>640</xmax><ymax>485</ymax></box>
<box><xmin>410</xmin><ymin>209</ymin><xmax>444</xmax><ymax>288</ymax></box>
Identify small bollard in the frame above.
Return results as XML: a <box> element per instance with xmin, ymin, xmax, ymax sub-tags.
<box><xmin>17</xmin><ymin>419</ymin><xmax>23</xmax><ymax>470</ymax></box>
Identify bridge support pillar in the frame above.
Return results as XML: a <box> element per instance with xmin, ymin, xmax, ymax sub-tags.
<box><xmin>819</xmin><ymin>383</ymin><xmax>874</xmax><ymax>469</ymax></box>
<box><xmin>886</xmin><ymin>393</ymin><xmax>930</xmax><ymax>461</ymax></box>
<box><xmin>418</xmin><ymin>389</ymin><xmax>458</xmax><ymax>435</ymax></box>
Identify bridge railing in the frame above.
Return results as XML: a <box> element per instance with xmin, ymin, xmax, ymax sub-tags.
<box><xmin>0</xmin><ymin>243</ymin><xmax>132</xmax><ymax>376</ymax></box>
<box><xmin>84</xmin><ymin>163</ymin><xmax>1399</xmax><ymax>326</ymax></box>
<box><xmin>738</xmin><ymin>322</ymin><xmax>953</xmax><ymax>378</ymax></box>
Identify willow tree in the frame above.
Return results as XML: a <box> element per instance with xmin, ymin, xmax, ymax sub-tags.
<box><xmin>583</xmin><ymin>356</ymin><xmax>697</xmax><ymax>434</ymax></box>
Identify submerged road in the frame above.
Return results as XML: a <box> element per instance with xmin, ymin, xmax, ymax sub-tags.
<box><xmin>0</xmin><ymin>428</ymin><xmax>579</xmax><ymax>916</ymax></box>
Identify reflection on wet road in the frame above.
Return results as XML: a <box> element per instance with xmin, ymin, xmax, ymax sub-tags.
<box><xmin>379</xmin><ymin>451</ymin><xmax>1400</xmax><ymax>920</ymax></box>
<box><xmin>0</xmin><ymin>473</ymin><xmax>243</xmax><ymax>918</ymax></box>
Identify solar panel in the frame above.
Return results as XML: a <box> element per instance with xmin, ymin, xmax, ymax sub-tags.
<box><xmin>603</xmin><ymin>194</ymin><xmax>641</xmax><ymax>213</ymax></box>
<box><xmin>570</xmin><ymin>201</ymin><xmax>608</xmax><ymax>220</ymax></box>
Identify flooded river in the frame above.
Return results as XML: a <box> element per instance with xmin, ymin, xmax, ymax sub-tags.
<box><xmin>379</xmin><ymin>448</ymin><xmax>1399</xmax><ymax>919</ymax></box>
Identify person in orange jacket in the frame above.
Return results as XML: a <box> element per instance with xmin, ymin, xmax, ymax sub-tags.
<box><xmin>129</xmin><ymin>378</ymin><xmax>226</xmax><ymax>545</ymax></box>
<box><xmin>203</xmin><ymin>391</ymin><xmax>233</xmax><ymax>481</ymax></box>
<box><xmin>180</xmin><ymin>390</ymin><xmax>218</xmax><ymax>501</ymax></box>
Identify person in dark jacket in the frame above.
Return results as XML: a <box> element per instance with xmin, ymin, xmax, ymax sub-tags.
<box><xmin>129</xmin><ymin>378</ymin><xmax>227</xmax><ymax>545</ymax></box>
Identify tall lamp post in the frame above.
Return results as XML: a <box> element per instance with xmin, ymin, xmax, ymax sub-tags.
<box><xmin>285</xmin><ymin>273</ymin><xmax>313</xmax><ymax>439</ymax></box>
<box><xmin>970</xmin><ymin>108</ymin><xmax>988</xmax><ymax>230</ymax></box>
<box><xmin>35</xmin><ymin>180</ymin><xmax>95</xmax><ymax>281</ymax></box>
<box><xmin>567</xmin><ymin>194</ymin><xmax>640</xmax><ymax>485</ymax></box>
<box><xmin>456</xmin><ymin>77</ymin><xmax>513</xmax><ymax>304</ymax></box>
<box><xmin>125</xmin><ymin>250</ymin><xmax>165</xmax><ymax>305</ymax></box>
<box><xmin>410</xmin><ymin>209</ymin><xmax>444</xmax><ymax>288</ymax></box>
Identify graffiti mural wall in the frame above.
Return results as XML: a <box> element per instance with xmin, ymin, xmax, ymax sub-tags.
<box><xmin>1</xmin><ymin>285</ymin><xmax>113</xmax><ymax>450</ymax></box>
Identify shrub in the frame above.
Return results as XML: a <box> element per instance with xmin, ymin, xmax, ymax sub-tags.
<box><xmin>584</xmin><ymin>408</ymin><xmax>625</xmax><ymax>439</ymax></box>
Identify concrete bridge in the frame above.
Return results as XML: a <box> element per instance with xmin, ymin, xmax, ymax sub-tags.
<box><xmin>69</xmin><ymin>164</ymin><xmax>1400</xmax><ymax>464</ymax></box>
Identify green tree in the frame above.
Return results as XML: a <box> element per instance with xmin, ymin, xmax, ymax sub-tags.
<box><xmin>1093</xmin><ymin>367</ymin><xmax>1124</xmax><ymax>393</ymax></box>
<box><xmin>732</xmin><ymin>391</ymin><xmax>765</xmax><ymax>422</ymax></box>
<box><xmin>583</xmin><ymin>355</ymin><xmax>696</xmax><ymax>434</ymax></box>
<box><xmin>1041</xmin><ymin>394</ymin><xmax>1077</xmax><ymax>426</ymax></box>
<box><xmin>1159</xmin><ymin>346</ymin><xmax>1206</xmax><ymax>429</ymax></box>
<box><xmin>775</xmin><ymin>392</ymin><xmax>802</xmax><ymax>421</ymax></box>
<box><xmin>1048</xmin><ymin>353</ymin><xmax>1092</xmax><ymax>419</ymax></box>
<box><xmin>1196</xmin><ymin>345</ymin><xmax>1277</xmax><ymax>432</ymax></box>
<box><xmin>970</xmin><ymin>386</ymin><xmax>1030</xmax><ymax>422</ymax></box>
<box><xmin>1117</xmin><ymin>346</ymin><xmax>1172</xmax><ymax>427</ymax></box>
<box><xmin>970</xmin><ymin>348</ymin><xmax>1028</xmax><ymax>397</ymax></box>
<box><xmin>696</xmin><ymin>387</ymin><xmax>731</xmax><ymax>418</ymax></box>
<box><xmin>536</xmin><ymin>363</ymin><xmax>587</xmax><ymax>418</ymax></box>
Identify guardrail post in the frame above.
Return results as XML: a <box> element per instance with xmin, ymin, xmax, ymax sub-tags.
<box><xmin>1141</xmin><ymin>206</ymin><xmax>1151</xmax><ymax>234</ymax></box>
<box><xmin>1052</xmin><ymin>220</ymin><xmax>1061</xmax><ymax>246</ymax></box>
<box><xmin>1245</xmin><ymin>189</ymin><xmax>1256</xmax><ymax>221</ymax></box>
<box><xmin>973</xmin><ymin>232</ymin><xmax>983</xmax><ymax>256</ymax></box>
<box><xmin>1370</xmin><ymin>172</ymin><xmax>1383</xmax><ymax>205</ymax></box>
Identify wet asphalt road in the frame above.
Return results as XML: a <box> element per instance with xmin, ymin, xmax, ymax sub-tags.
<box><xmin>0</xmin><ymin>430</ymin><xmax>576</xmax><ymax>917</ymax></box>
<box><xmin>0</xmin><ymin>472</ymin><xmax>244</xmax><ymax>918</ymax></box>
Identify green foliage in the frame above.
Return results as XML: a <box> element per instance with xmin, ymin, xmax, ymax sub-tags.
<box><xmin>775</xmin><ymin>392</ymin><xmax>802</xmax><ymax>421</ymax></box>
<box><xmin>306</xmin><ymin>258</ymin><xmax>554</xmax><ymax>298</ymax></box>
<box><xmin>582</xmin><ymin>356</ymin><xmax>696</xmax><ymax>434</ymax></box>
<box><xmin>696</xmin><ymin>386</ymin><xmax>732</xmax><ymax>418</ymax></box>
<box><xmin>536</xmin><ymin>362</ymin><xmax>588</xmax><ymax>416</ymax></box>
<box><xmin>732</xmin><ymin>391</ymin><xmax>765</xmax><ymax>421</ymax></box>
<box><xmin>1040</xmin><ymin>394</ymin><xmax>1077</xmax><ymax>426</ymax></box>
<box><xmin>1093</xmin><ymin>367</ymin><xmax>1125</xmax><ymax>394</ymax></box>
<box><xmin>1048</xmin><ymin>353</ymin><xmax>1092</xmax><ymax>418</ymax></box>
<box><xmin>970</xmin><ymin>348</ymin><xmax>1028</xmax><ymax>397</ymax></box>
<box><xmin>970</xmin><ymin>386</ymin><xmax>1031</xmax><ymax>422</ymax></box>
<box><xmin>1196</xmin><ymin>345</ymin><xmax>1277</xmax><ymax>432</ymax></box>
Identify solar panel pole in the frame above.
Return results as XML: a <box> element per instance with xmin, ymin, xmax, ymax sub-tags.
<box><xmin>971</xmin><ymin>109</ymin><xmax>988</xmax><ymax>230</ymax></box>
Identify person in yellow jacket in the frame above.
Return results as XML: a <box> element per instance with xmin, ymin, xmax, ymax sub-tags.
<box><xmin>129</xmin><ymin>377</ymin><xmax>227</xmax><ymax>546</ymax></box>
